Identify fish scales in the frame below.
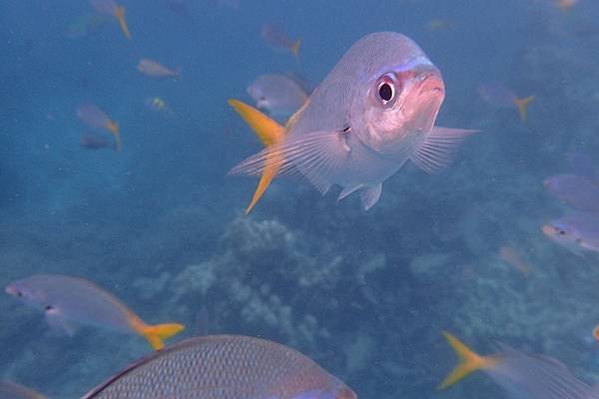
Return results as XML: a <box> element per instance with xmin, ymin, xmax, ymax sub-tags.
<box><xmin>84</xmin><ymin>335</ymin><xmax>354</xmax><ymax>399</ymax></box>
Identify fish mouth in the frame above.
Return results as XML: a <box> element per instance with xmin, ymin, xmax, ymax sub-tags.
<box><xmin>541</xmin><ymin>224</ymin><xmax>556</xmax><ymax>237</ymax></box>
<box><xmin>418</xmin><ymin>73</ymin><xmax>445</xmax><ymax>95</ymax></box>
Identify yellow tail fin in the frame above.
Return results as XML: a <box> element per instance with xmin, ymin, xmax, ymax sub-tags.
<box><xmin>106</xmin><ymin>121</ymin><xmax>122</xmax><ymax>151</ymax></box>
<box><xmin>139</xmin><ymin>322</ymin><xmax>185</xmax><ymax>350</ymax></box>
<box><xmin>290</xmin><ymin>39</ymin><xmax>302</xmax><ymax>58</ymax></box>
<box><xmin>513</xmin><ymin>95</ymin><xmax>534</xmax><ymax>123</ymax></box>
<box><xmin>438</xmin><ymin>331</ymin><xmax>499</xmax><ymax>390</ymax></box>
<box><xmin>114</xmin><ymin>6</ymin><xmax>132</xmax><ymax>40</ymax></box>
<box><xmin>228</xmin><ymin>99</ymin><xmax>285</xmax><ymax>214</ymax></box>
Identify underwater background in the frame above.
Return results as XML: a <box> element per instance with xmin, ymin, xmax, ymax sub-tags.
<box><xmin>2</xmin><ymin>0</ymin><xmax>599</xmax><ymax>397</ymax></box>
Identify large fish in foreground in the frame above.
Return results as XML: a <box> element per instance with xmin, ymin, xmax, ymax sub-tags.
<box><xmin>83</xmin><ymin>335</ymin><xmax>356</xmax><ymax>399</ymax></box>
<box><xmin>229</xmin><ymin>32</ymin><xmax>477</xmax><ymax>213</ymax></box>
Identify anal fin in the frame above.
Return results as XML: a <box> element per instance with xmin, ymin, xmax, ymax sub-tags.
<box><xmin>338</xmin><ymin>184</ymin><xmax>363</xmax><ymax>202</ymax></box>
<box><xmin>359</xmin><ymin>184</ymin><xmax>382</xmax><ymax>211</ymax></box>
<box><xmin>45</xmin><ymin>308</ymin><xmax>78</xmax><ymax>336</ymax></box>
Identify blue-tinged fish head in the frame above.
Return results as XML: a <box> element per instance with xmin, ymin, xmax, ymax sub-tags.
<box><xmin>247</xmin><ymin>83</ymin><xmax>268</xmax><ymax>110</ymax></box>
<box><xmin>5</xmin><ymin>279</ymin><xmax>48</xmax><ymax>310</ymax></box>
<box><xmin>352</xmin><ymin>57</ymin><xmax>445</xmax><ymax>155</ymax></box>
<box><xmin>541</xmin><ymin>219</ymin><xmax>585</xmax><ymax>255</ymax></box>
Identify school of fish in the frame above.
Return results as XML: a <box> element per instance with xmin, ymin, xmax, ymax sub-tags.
<box><xmin>4</xmin><ymin>0</ymin><xmax>599</xmax><ymax>398</ymax></box>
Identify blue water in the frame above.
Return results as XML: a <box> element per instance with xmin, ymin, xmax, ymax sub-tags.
<box><xmin>2</xmin><ymin>0</ymin><xmax>599</xmax><ymax>397</ymax></box>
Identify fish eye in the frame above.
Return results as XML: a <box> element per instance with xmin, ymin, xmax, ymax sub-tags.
<box><xmin>16</xmin><ymin>291</ymin><xmax>22</xmax><ymax>297</ymax></box>
<box><xmin>375</xmin><ymin>73</ymin><xmax>399</xmax><ymax>107</ymax></box>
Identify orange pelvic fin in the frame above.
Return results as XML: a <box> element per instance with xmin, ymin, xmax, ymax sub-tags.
<box><xmin>228</xmin><ymin>99</ymin><xmax>285</xmax><ymax>214</ymax></box>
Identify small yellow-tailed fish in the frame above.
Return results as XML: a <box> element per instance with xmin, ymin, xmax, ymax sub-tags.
<box><xmin>144</xmin><ymin>96</ymin><xmax>174</xmax><ymax>115</ymax></box>
<box><xmin>89</xmin><ymin>0</ymin><xmax>131</xmax><ymax>40</ymax></box>
<box><xmin>0</xmin><ymin>380</ymin><xmax>47</xmax><ymax>399</ymax></box>
<box><xmin>229</xmin><ymin>32</ymin><xmax>476</xmax><ymax>213</ymax></box>
<box><xmin>439</xmin><ymin>332</ymin><xmax>594</xmax><ymax>399</ymax></box>
<box><xmin>82</xmin><ymin>335</ymin><xmax>356</xmax><ymax>399</ymax></box>
<box><xmin>5</xmin><ymin>274</ymin><xmax>184</xmax><ymax>350</ymax></box>
<box><xmin>137</xmin><ymin>59</ymin><xmax>181</xmax><ymax>79</ymax></box>
<box><xmin>260</xmin><ymin>23</ymin><xmax>302</xmax><ymax>59</ymax></box>
<box><xmin>76</xmin><ymin>103</ymin><xmax>122</xmax><ymax>151</ymax></box>
<box><xmin>541</xmin><ymin>213</ymin><xmax>599</xmax><ymax>256</ymax></box>
<box><xmin>477</xmin><ymin>82</ymin><xmax>534</xmax><ymax>123</ymax></box>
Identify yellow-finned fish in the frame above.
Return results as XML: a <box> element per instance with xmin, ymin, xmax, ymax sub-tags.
<box><xmin>477</xmin><ymin>82</ymin><xmax>534</xmax><ymax>123</ymax></box>
<box><xmin>90</xmin><ymin>0</ymin><xmax>131</xmax><ymax>40</ymax></box>
<box><xmin>137</xmin><ymin>59</ymin><xmax>181</xmax><ymax>79</ymax></box>
<box><xmin>6</xmin><ymin>274</ymin><xmax>184</xmax><ymax>350</ymax></box>
<box><xmin>261</xmin><ymin>23</ymin><xmax>302</xmax><ymax>59</ymax></box>
<box><xmin>229</xmin><ymin>32</ymin><xmax>476</xmax><ymax>213</ymax></box>
<box><xmin>76</xmin><ymin>103</ymin><xmax>122</xmax><ymax>151</ymax></box>
<box><xmin>440</xmin><ymin>332</ymin><xmax>594</xmax><ymax>399</ymax></box>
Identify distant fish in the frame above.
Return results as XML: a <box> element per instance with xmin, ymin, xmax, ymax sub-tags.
<box><xmin>80</xmin><ymin>133</ymin><xmax>115</xmax><ymax>151</ymax></box>
<box><xmin>0</xmin><ymin>380</ymin><xmax>47</xmax><ymax>399</ymax></box>
<box><xmin>82</xmin><ymin>335</ymin><xmax>356</xmax><ymax>399</ymax></box>
<box><xmin>261</xmin><ymin>23</ymin><xmax>302</xmax><ymax>58</ymax></box>
<box><xmin>477</xmin><ymin>82</ymin><xmax>534</xmax><ymax>123</ymax></box>
<box><xmin>425</xmin><ymin>19</ymin><xmax>456</xmax><ymax>32</ymax></box>
<box><xmin>137</xmin><ymin>58</ymin><xmax>180</xmax><ymax>79</ymax></box>
<box><xmin>556</xmin><ymin>0</ymin><xmax>577</xmax><ymax>12</ymax></box>
<box><xmin>217</xmin><ymin>0</ymin><xmax>240</xmax><ymax>10</ymax></box>
<box><xmin>90</xmin><ymin>0</ymin><xmax>131</xmax><ymax>40</ymax></box>
<box><xmin>439</xmin><ymin>332</ymin><xmax>593</xmax><ymax>399</ymax></box>
<box><xmin>544</xmin><ymin>174</ymin><xmax>599</xmax><ymax>212</ymax></box>
<box><xmin>164</xmin><ymin>0</ymin><xmax>191</xmax><ymax>18</ymax></box>
<box><xmin>5</xmin><ymin>274</ymin><xmax>185</xmax><ymax>350</ymax></box>
<box><xmin>76</xmin><ymin>103</ymin><xmax>122</xmax><ymax>151</ymax></box>
<box><xmin>229</xmin><ymin>32</ymin><xmax>476</xmax><ymax>213</ymax></box>
<box><xmin>542</xmin><ymin>213</ymin><xmax>599</xmax><ymax>255</ymax></box>
<box><xmin>247</xmin><ymin>74</ymin><xmax>309</xmax><ymax>120</ymax></box>
<box><xmin>144</xmin><ymin>96</ymin><xmax>174</xmax><ymax>115</ymax></box>
<box><xmin>498</xmin><ymin>245</ymin><xmax>532</xmax><ymax>275</ymax></box>
<box><xmin>65</xmin><ymin>14</ymin><xmax>108</xmax><ymax>40</ymax></box>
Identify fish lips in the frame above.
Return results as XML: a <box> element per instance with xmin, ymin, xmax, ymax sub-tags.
<box><xmin>417</xmin><ymin>70</ymin><xmax>445</xmax><ymax>97</ymax></box>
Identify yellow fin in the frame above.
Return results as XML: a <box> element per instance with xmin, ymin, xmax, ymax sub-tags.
<box><xmin>114</xmin><ymin>6</ymin><xmax>132</xmax><ymax>40</ymax></box>
<box><xmin>513</xmin><ymin>95</ymin><xmax>534</xmax><ymax>123</ymax></box>
<box><xmin>106</xmin><ymin>121</ymin><xmax>122</xmax><ymax>151</ymax></box>
<box><xmin>290</xmin><ymin>38</ymin><xmax>302</xmax><ymax>58</ymax></box>
<box><xmin>139</xmin><ymin>322</ymin><xmax>185</xmax><ymax>350</ymax></box>
<box><xmin>228</xmin><ymin>99</ymin><xmax>285</xmax><ymax>214</ymax></box>
<box><xmin>438</xmin><ymin>331</ymin><xmax>499</xmax><ymax>390</ymax></box>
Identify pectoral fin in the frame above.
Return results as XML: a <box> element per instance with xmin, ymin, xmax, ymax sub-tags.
<box><xmin>410</xmin><ymin>127</ymin><xmax>478</xmax><ymax>174</ymax></box>
<box><xmin>230</xmin><ymin>130</ymin><xmax>350</xmax><ymax>201</ymax></box>
<box><xmin>45</xmin><ymin>307</ymin><xmax>78</xmax><ymax>336</ymax></box>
